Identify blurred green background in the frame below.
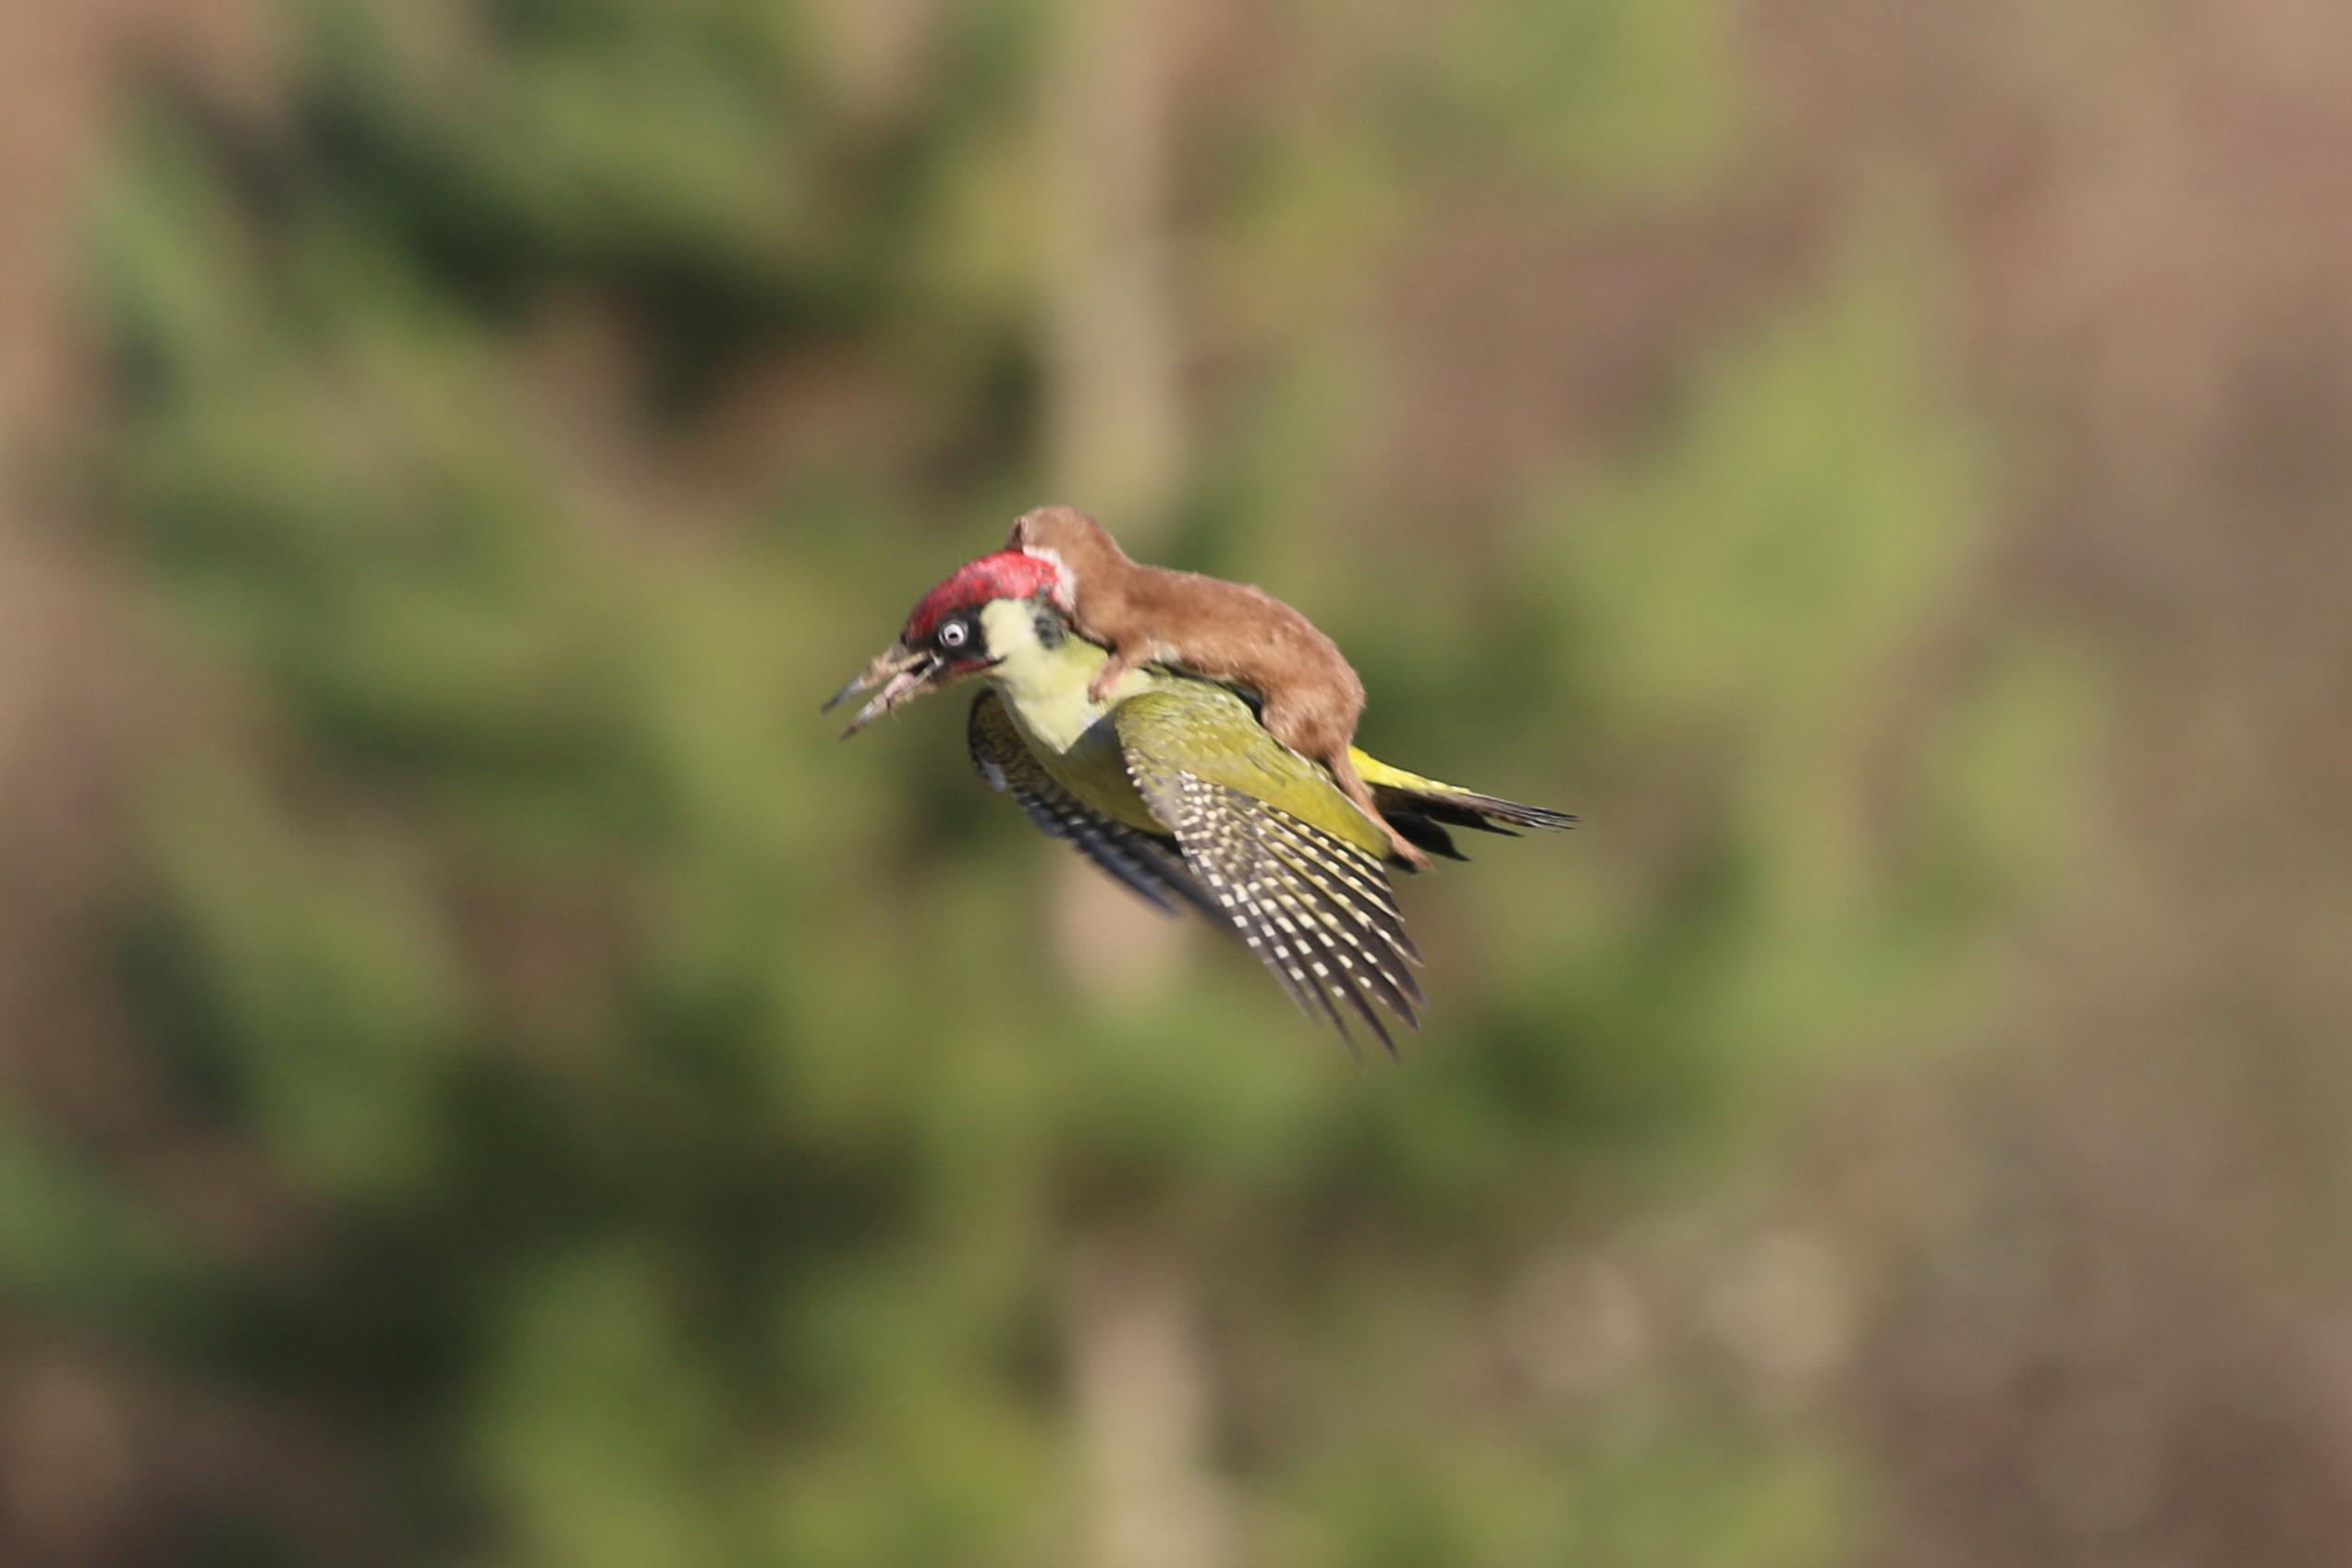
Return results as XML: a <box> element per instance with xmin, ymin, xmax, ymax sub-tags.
<box><xmin>4</xmin><ymin>1</ymin><xmax>2349</xmax><ymax>1564</ymax></box>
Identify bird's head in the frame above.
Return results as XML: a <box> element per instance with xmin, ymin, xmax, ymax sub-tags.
<box><xmin>823</xmin><ymin>550</ymin><xmax>1074</xmax><ymax>735</ymax></box>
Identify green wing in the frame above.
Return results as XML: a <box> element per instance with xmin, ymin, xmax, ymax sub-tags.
<box><xmin>968</xmin><ymin>690</ymin><xmax>1218</xmax><ymax>920</ymax></box>
<box><xmin>1115</xmin><ymin>689</ymin><xmax>1422</xmax><ymax>1054</ymax></box>
<box><xmin>1112</xmin><ymin>683</ymin><xmax>1394</xmax><ymax>857</ymax></box>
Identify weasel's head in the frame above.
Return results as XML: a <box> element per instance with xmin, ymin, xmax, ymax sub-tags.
<box><xmin>1005</xmin><ymin>504</ymin><xmax>1127</xmax><ymax>596</ymax></box>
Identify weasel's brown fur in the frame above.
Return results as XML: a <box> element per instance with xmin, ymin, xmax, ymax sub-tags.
<box><xmin>1006</xmin><ymin>505</ymin><xmax>1429</xmax><ymax>869</ymax></box>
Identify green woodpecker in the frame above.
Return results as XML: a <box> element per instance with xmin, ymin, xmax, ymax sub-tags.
<box><xmin>824</xmin><ymin>551</ymin><xmax>1572</xmax><ymax>1052</ymax></box>
<box><xmin>1004</xmin><ymin>505</ymin><xmax>1430</xmax><ymax>868</ymax></box>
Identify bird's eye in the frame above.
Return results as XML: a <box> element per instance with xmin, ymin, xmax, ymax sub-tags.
<box><xmin>938</xmin><ymin>620</ymin><xmax>970</xmax><ymax>650</ymax></box>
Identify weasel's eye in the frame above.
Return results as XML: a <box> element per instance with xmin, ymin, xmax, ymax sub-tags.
<box><xmin>937</xmin><ymin>620</ymin><xmax>970</xmax><ymax>650</ymax></box>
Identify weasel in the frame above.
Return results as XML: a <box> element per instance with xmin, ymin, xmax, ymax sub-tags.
<box><xmin>1006</xmin><ymin>504</ymin><xmax>1429</xmax><ymax>869</ymax></box>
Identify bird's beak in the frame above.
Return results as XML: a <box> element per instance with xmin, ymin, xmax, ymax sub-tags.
<box><xmin>823</xmin><ymin>641</ymin><xmax>942</xmax><ymax>737</ymax></box>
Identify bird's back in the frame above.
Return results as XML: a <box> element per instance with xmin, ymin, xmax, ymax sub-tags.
<box><xmin>978</xmin><ymin>597</ymin><xmax>1392</xmax><ymax>857</ymax></box>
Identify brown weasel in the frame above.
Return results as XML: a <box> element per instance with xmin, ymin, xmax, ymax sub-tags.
<box><xmin>1005</xmin><ymin>504</ymin><xmax>1431</xmax><ymax>869</ymax></box>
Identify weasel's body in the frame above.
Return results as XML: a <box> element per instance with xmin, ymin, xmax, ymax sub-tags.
<box><xmin>1007</xmin><ymin>505</ymin><xmax>1429</xmax><ymax>869</ymax></box>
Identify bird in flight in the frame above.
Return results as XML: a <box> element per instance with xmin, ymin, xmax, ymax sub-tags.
<box><xmin>825</xmin><ymin>547</ymin><xmax>1572</xmax><ymax>1053</ymax></box>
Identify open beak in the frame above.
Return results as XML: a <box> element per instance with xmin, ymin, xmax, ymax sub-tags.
<box><xmin>822</xmin><ymin>641</ymin><xmax>944</xmax><ymax>737</ymax></box>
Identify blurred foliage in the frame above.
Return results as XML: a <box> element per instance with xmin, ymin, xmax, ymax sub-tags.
<box><xmin>38</xmin><ymin>0</ymin><xmax>2091</xmax><ymax>1563</ymax></box>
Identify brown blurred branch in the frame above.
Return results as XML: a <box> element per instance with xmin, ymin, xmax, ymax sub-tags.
<box><xmin>1036</xmin><ymin>0</ymin><xmax>1192</xmax><ymax>1000</ymax></box>
<box><xmin>1067</xmin><ymin>1241</ymin><xmax>1232</xmax><ymax>1568</ymax></box>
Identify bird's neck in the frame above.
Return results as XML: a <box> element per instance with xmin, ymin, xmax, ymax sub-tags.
<box><xmin>978</xmin><ymin>599</ymin><xmax>1156</xmax><ymax>754</ymax></box>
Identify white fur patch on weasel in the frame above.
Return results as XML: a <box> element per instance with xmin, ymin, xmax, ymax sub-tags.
<box><xmin>1019</xmin><ymin>545</ymin><xmax>1078</xmax><ymax>613</ymax></box>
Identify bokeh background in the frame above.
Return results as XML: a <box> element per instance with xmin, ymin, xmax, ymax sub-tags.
<box><xmin>5</xmin><ymin>1</ymin><xmax>2350</xmax><ymax>1564</ymax></box>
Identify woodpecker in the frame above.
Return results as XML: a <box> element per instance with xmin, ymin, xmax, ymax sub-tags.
<box><xmin>824</xmin><ymin>551</ymin><xmax>1573</xmax><ymax>1052</ymax></box>
<box><xmin>1005</xmin><ymin>505</ymin><xmax>1428</xmax><ymax>868</ymax></box>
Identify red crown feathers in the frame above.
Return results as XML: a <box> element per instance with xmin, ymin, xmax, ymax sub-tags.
<box><xmin>902</xmin><ymin>551</ymin><xmax>1070</xmax><ymax>644</ymax></box>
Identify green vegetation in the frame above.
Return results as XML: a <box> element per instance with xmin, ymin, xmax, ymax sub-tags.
<box><xmin>36</xmin><ymin>0</ymin><xmax>2086</xmax><ymax>1562</ymax></box>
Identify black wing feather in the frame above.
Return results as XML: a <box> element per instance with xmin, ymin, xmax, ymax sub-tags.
<box><xmin>967</xmin><ymin>691</ymin><xmax>1220</xmax><ymax>920</ymax></box>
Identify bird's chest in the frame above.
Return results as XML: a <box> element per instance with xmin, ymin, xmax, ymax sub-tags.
<box><xmin>997</xmin><ymin>686</ymin><xmax>1165</xmax><ymax>835</ymax></box>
